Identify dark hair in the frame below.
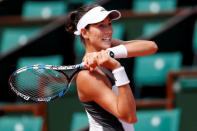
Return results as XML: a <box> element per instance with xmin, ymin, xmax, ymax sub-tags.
<box><xmin>65</xmin><ymin>4</ymin><xmax>99</xmax><ymax>43</ymax></box>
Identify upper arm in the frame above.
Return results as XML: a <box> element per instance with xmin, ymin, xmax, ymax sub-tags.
<box><xmin>76</xmin><ymin>70</ymin><xmax>119</xmax><ymax>117</ymax></box>
<box><xmin>76</xmin><ymin>69</ymin><xmax>137</xmax><ymax>123</ymax></box>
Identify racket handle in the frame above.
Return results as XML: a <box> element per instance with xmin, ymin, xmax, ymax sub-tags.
<box><xmin>80</xmin><ymin>51</ymin><xmax>115</xmax><ymax>69</ymax></box>
<box><xmin>79</xmin><ymin>62</ymin><xmax>86</xmax><ymax>69</ymax></box>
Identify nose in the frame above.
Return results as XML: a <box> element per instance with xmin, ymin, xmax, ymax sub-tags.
<box><xmin>104</xmin><ymin>25</ymin><xmax>113</xmax><ymax>35</ymax></box>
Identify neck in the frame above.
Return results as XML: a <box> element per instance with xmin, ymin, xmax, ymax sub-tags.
<box><xmin>85</xmin><ymin>46</ymin><xmax>99</xmax><ymax>53</ymax></box>
<box><xmin>84</xmin><ymin>40</ymin><xmax>101</xmax><ymax>53</ymax></box>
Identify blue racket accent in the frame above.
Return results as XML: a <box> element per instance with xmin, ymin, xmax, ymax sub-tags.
<box><xmin>56</xmin><ymin>74</ymin><xmax>60</xmax><ymax>78</ymax></box>
<box><xmin>26</xmin><ymin>67</ymin><xmax>33</xmax><ymax>70</ymax></box>
<box><xmin>47</xmin><ymin>97</ymin><xmax>51</xmax><ymax>102</ymax></box>
<box><xmin>65</xmin><ymin>85</ymin><xmax>69</xmax><ymax>91</ymax></box>
<box><xmin>79</xmin><ymin>62</ymin><xmax>86</xmax><ymax>69</ymax></box>
<box><xmin>59</xmin><ymin>85</ymin><xmax>69</xmax><ymax>97</ymax></box>
<box><xmin>38</xmin><ymin>67</ymin><xmax>46</xmax><ymax>69</ymax></box>
<box><xmin>59</xmin><ymin>91</ymin><xmax>64</xmax><ymax>97</ymax></box>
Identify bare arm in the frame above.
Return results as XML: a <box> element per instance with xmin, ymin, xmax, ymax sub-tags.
<box><xmin>111</xmin><ymin>39</ymin><xmax>158</xmax><ymax>57</ymax></box>
<box><xmin>78</xmin><ymin>51</ymin><xmax>137</xmax><ymax>123</ymax></box>
<box><xmin>77</xmin><ymin>70</ymin><xmax>137</xmax><ymax>123</ymax></box>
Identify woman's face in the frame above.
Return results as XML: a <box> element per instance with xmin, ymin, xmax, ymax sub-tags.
<box><xmin>84</xmin><ymin>16</ymin><xmax>113</xmax><ymax>52</ymax></box>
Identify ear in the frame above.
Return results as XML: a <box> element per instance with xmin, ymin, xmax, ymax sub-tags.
<box><xmin>81</xmin><ymin>28</ymin><xmax>89</xmax><ymax>39</ymax></box>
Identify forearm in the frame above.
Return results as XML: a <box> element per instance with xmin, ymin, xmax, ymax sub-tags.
<box><xmin>125</xmin><ymin>40</ymin><xmax>158</xmax><ymax>57</ymax></box>
<box><xmin>111</xmin><ymin>39</ymin><xmax>158</xmax><ymax>57</ymax></box>
<box><xmin>117</xmin><ymin>85</ymin><xmax>137</xmax><ymax>123</ymax></box>
<box><xmin>112</xmin><ymin>66</ymin><xmax>137</xmax><ymax>123</ymax></box>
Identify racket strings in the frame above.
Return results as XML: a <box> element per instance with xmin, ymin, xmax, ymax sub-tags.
<box><xmin>11</xmin><ymin>69</ymin><xmax>68</xmax><ymax>99</ymax></box>
<box><xmin>37</xmin><ymin>69</ymin><xmax>69</xmax><ymax>97</ymax></box>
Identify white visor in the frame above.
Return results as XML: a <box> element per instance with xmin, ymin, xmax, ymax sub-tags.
<box><xmin>74</xmin><ymin>6</ymin><xmax>121</xmax><ymax>35</ymax></box>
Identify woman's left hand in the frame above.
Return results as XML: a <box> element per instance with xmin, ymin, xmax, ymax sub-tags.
<box><xmin>83</xmin><ymin>50</ymin><xmax>121</xmax><ymax>71</ymax></box>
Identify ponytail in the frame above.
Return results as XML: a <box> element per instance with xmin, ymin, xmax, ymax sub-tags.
<box><xmin>65</xmin><ymin>11</ymin><xmax>78</xmax><ymax>33</ymax></box>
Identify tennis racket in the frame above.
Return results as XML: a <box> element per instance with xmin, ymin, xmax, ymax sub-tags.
<box><xmin>9</xmin><ymin>51</ymin><xmax>114</xmax><ymax>102</ymax></box>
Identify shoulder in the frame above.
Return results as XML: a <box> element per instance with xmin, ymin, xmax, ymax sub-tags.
<box><xmin>76</xmin><ymin>68</ymin><xmax>110</xmax><ymax>84</ymax></box>
<box><xmin>76</xmin><ymin>69</ymin><xmax>111</xmax><ymax>101</ymax></box>
<box><xmin>76</xmin><ymin>69</ymin><xmax>101</xmax><ymax>84</ymax></box>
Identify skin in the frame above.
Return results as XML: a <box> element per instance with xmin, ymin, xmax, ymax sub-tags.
<box><xmin>76</xmin><ymin>16</ymin><xmax>158</xmax><ymax>123</ymax></box>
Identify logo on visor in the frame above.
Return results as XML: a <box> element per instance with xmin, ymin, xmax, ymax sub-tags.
<box><xmin>100</xmin><ymin>9</ymin><xmax>106</xmax><ymax>12</ymax></box>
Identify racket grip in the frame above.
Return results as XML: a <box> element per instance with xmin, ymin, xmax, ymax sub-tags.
<box><xmin>80</xmin><ymin>51</ymin><xmax>114</xmax><ymax>69</ymax></box>
<box><xmin>79</xmin><ymin>62</ymin><xmax>86</xmax><ymax>69</ymax></box>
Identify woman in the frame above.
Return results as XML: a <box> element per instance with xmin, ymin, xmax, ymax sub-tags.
<box><xmin>65</xmin><ymin>4</ymin><xmax>158</xmax><ymax>131</ymax></box>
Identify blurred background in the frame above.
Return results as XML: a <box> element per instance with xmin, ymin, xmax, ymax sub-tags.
<box><xmin>0</xmin><ymin>0</ymin><xmax>197</xmax><ymax>131</ymax></box>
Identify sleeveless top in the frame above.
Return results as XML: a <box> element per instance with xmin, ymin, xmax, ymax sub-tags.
<box><xmin>80</xmin><ymin>67</ymin><xmax>135</xmax><ymax>131</ymax></box>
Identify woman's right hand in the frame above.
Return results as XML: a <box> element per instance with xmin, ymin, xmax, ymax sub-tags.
<box><xmin>83</xmin><ymin>50</ymin><xmax>121</xmax><ymax>71</ymax></box>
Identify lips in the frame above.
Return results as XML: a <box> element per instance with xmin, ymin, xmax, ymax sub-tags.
<box><xmin>102</xmin><ymin>38</ymin><xmax>111</xmax><ymax>42</ymax></box>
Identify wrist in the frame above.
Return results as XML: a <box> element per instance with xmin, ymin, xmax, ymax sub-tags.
<box><xmin>112</xmin><ymin>66</ymin><xmax>130</xmax><ymax>87</ymax></box>
<box><xmin>107</xmin><ymin>45</ymin><xmax>128</xmax><ymax>59</ymax></box>
<box><xmin>111</xmin><ymin>62</ymin><xmax>121</xmax><ymax>70</ymax></box>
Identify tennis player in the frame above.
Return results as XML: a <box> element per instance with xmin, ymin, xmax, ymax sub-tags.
<box><xmin>65</xmin><ymin>4</ymin><xmax>158</xmax><ymax>131</ymax></box>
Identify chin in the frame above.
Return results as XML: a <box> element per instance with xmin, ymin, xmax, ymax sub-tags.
<box><xmin>101</xmin><ymin>41</ymin><xmax>111</xmax><ymax>49</ymax></box>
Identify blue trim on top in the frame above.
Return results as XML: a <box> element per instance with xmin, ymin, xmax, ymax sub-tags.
<box><xmin>26</xmin><ymin>67</ymin><xmax>33</xmax><ymax>70</ymax></box>
<box><xmin>38</xmin><ymin>67</ymin><xmax>46</xmax><ymax>69</ymax></box>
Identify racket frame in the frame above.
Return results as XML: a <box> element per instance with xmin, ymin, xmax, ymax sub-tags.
<box><xmin>9</xmin><ymin>63</ymin><xmax>85</xmax><ymax>102</ymax></box>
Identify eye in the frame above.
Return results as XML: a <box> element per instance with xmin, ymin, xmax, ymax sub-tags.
<box><xmin>99</xmin><ymin>24</ymin><xmax>104</xmax><ymax>27</ymax></box>
<box><xmin>108</xmin><ymin>22</ymin><xmax>112</xmax><ymax>26</ymax></box>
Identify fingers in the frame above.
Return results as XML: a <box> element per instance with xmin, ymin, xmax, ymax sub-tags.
<box><xmin>97</xmin><ymin>50</ymin><xmax>110</xmax><ymax>66</ymax></box>
<box><xmin>83</xmin><ymin>52</ymin><xmax>98</xmax><ymax>71</ymax></box>
<box><xmin>83</xmin><ymin>50</ymin><xmax>120</xmax><ymax>71</ymax></box>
